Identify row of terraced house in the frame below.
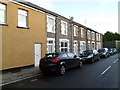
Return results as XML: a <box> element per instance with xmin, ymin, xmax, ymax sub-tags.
<box><xmin>0</xmin><ymin>0</ymin><xmax>103</xmax><ymax>70</ymax></box>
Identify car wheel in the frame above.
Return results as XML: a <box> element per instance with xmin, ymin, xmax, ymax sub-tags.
<box><xmin>91</xmin><ymin>58</ymin><xmax>94</xmax><ymax>63</ymax></box>
<box><xmin>79</xmin><ymin>61</ymin><xmax>83</xmax><ymax>68</ymax></box>
<box><xmin>97</xmin><ymin>57</ymin><xmax>100</xmax><ymax>61</ymax></box>
<box><xmin>59</xmin><ymin>65</ymin><xmax>66</xmax><ymax>75</ymax></box>
<box><xmin>105</xmin><ymin>55</ymin><xmax>107</xmax><ymax>58</ymax></box>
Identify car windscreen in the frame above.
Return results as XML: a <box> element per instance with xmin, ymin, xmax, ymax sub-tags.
<box><xmin>98</xmin><ymin>49</ymin><xmax>105</xmax><ymax>52</ymax></box>
<box><xmin>82</xmin><ymin>50</ymin><xmax>92</xmax><ymax>56</ymax></box>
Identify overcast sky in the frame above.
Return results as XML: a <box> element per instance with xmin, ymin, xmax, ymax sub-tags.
<box><xmin>26</xmin><ymin>0</ymin><xmax>118</xmax><ymax>34</ymax></box>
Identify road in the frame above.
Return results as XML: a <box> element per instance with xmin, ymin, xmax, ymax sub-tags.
<box><xmin>2</xmin><ymin>54</ymin><xmax>119</xmax><ymax>88</ymax></box>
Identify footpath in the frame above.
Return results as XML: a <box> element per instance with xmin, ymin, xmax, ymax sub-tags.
<box><xmin>0</xmin><ymin>66</ymin><xmax>41</xmax><ymax>86</ymax></box>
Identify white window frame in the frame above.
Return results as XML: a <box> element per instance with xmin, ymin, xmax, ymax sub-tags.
<box><xmin>0</xmin><ymin>3</ymin><xmax>6</xmax><ymax>24</ymax></box>
<box><xmin>47</xmin><ymin>15</ymin><xmax>55</xmax><ymax>33</ymax></box>
<box><xmin>74</xmin><ymin>40</ymin><xmax>78</xmax><ymax>55</ymax></box>
<box><xmin>87</xmin><ymin>30</ymin><xmax>91</xmax><ymax>39</ymax></box>
<box><xmin>47</xmin><ymin>38</ymin><xmax>55</xmax><ymax>53</ymax></box>
<box><xmin>18</xmin><ymin>9</ymin><xmax>28</xmax><ymax>28</ymax></box>
<box><xmin>59</xmin><ymin>39</ymin><xmax>69</xmax><ymax>52</ymax></box>
<box><xmin>99</xmin><ymin>34</ymin><xmax>101</xmax><ymax>41</ymax></box>
<box><xmin>92</xmin><ymin>32</ymin><xmax>95</xmax><ymax>40</ymax></box>
<box><xmin>61</xmin><ymin>20</ymin><xmax>68</xmax><ymax>35</ymax></box>
<box><xmin>80</xmin><ymin>41</ymin><xmax>86</xmax><ymax>54</ymax></box>
<box><xmin>81</xmin><ymin>27</ymin><xmax>84</xmax><ymax>38</ymax></box>
<box><xmin>74</xmin><ymin>25</ymin><xmax>78</xmax><ymax>36</ymax></box>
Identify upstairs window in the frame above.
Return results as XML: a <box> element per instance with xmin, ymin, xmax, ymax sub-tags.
<box><xmin>87</xmin><ymin>30</ymin><xmax>91</xmax><ymax>39</ymax></box>
<box><xmin>92</xmin><ymin>32</ymin><xmax>95</xmax><ymax>40</ymax></box>
<box><xmin>61</xmin><ymin>20</ymin><xmax>67</xmax><ymax>35</ymax></box>
<box><xmin>18</xmin><ymin>9</ymin><xmax>28</xmax><ymax>28</ymax></box>
<box><xmin>74</xmin><ymin>25</ymin><xmax>78</xmax><ymax>36</ymax></box>
<box><xmin>96</xmin><ymin>33</ymin><xmax>99</xmax><ymax>41</ymax></box>
<box><xmin>81</xmin><ymin>27</ymin><xmax>84</xmax><ymax>38</ymax></box>
<box><xmin>99</xmin><ymin>34</ymin><xmax>101</xmax><ymax>41</ymax></box>
<box><xmin>0</xmin><ymin>3</ymin><xmax>6</xmax><ymax>24</ymax></box>
<box><xmin>47</xmin><ymin>15</ymin><xmax>55</xmax><ymax>33</ymax></box>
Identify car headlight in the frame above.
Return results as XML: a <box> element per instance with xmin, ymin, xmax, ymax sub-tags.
<box><xmin>87</xmin><ymin>54</ymin><xmax>93</xmax><ymax>58</ymax></box>
<box><xmin>103</xmin><ymin>52</ymin><xmax>106</xmax><ymax>55</ymax></box>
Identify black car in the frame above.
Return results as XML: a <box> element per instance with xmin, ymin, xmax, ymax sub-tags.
<box><xmin>98</xmin><ymin>48</ymin><xmax>110</xmax><ymax>58</ymax></box>
<box><xmin>39</xmin><ymin>52</ymin><xmax>83</xmax><ymax>75</ymax></box>
<box><xmin>108</xmin><ymin>48</ymin><xmax>114</xmax><ymax>55</ymax></box>
<box><xmin>112</xmin><ymin>48</ymin><xmax>117</xmax><ymax>54</ymax></box>
<box><xmin>80</xmin><ymin>50</ymin><xmax>100</xmax><ymax>63</ymax></box>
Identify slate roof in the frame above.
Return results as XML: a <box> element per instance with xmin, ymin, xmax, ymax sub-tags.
<box><xmin>12</xmin><ymin>0</ymin><xmax>102</xmax><ymax>34</ymax></box>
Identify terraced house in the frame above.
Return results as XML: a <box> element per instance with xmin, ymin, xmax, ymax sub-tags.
<box><xmin>0</xmin><ymin>0</ymin><xmax>103</xmax><ymax>70</ymax></box>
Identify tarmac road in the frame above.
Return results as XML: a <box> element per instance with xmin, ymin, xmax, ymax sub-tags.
<box><xmin>2</xmin><ymin>54</ymin><xmax>119</xmax><ymax>88</ymax></box>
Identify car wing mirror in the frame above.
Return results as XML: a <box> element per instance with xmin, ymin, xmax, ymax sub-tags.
<box><xmin>74</xmin><ymin>55</ymin><xmax>77</xmax><ymax>58</ymax></box>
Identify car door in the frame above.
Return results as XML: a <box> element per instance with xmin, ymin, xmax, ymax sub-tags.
<box><xmin>67</xmin><ymin>53</ymin><xmax>78</xmax><ymax>68</ymax></box>
<box><xmin>60</xmin><ymin>53</ymin><xmax>71</xmax><ymax>69</ymax></box>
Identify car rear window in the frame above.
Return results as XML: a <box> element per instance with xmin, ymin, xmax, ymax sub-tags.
<box><xmin>82</xmin><ymin>50</ymin><xmax>93</xmax><ymax>56</ymax></box>
<box><xmin>44</xmin><ymin>53</ymin><xmax>60</xmax><ymax>59</ymax></box>
<box><xmin>98</xmin><ymin>49</ymin><xmax>105</xmax><ymax>52</ymax></box>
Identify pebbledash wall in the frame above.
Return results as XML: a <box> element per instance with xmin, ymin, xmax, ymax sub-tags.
<box><xmin>0</xmin><ymin>0</ymin><xmax>103</xmax><ymax>70</ymax></box>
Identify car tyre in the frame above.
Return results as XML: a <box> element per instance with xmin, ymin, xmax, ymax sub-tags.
<box><xmin>97</xmin><ymin>57</ymin><xmax>100</xmax><ymax>61</ymax></box>
<box><xmin>91</xmin><ymin>58</ymin><xmax>94</xmax><ymax>63</ymax></box>
<box><xmin>59</xmin><ymin>65</ymin><xmax>66</xmax><ymax>75</ymax></box>
<box><xmin>79</xmin><ymin>61</ymin><xmax>83</xmax><ymax>68</ymax></box>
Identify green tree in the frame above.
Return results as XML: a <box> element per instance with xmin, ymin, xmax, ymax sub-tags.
<box><xmin>103</xmin><ymin>31</ymin><xmax>120</xmax><ymax>48</ymax></box>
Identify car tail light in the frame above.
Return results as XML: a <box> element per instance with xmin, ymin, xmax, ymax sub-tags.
<box><xmin>52</xmin><ymin>58</ymin><xmax>60</xmax><ymax>63</ymax></box>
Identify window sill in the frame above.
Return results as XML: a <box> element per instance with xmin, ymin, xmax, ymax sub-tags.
<box><xmin>17</xmin><ymin>26</ymin><xmax>29</xmax><ymax>29</ymax></box>
<box><xmin>61</xmin><ymin>34</ymin><xmax>68</xmax><ymax>35</ymax></box>
<box><xmin>0</xmin><ymin>24</ymin><xmax>8</xmax><ymax>26</ymax></box>
<box><xmin>47</xmin><ymin>31</ymin><xmax>55</xmax><ymax>33</ymax></box>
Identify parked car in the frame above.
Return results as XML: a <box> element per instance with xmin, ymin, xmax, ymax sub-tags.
<box><xmin>108</xmin><ymin>48</ymin><xmax>114</xmax><ymax>55</ymax></box>
<box><xmin>98</xmin><ymin>48</ymin><xmax>110</xmax><ymax>58</ymax></box>
<box><xmin>112</xmin><ymin>48</ymin><xmax>117</xmax><ymax>54</ymax></box>
<box><xmin>80</xmin><ymin>50</ymin><xmax>100</xmax><ymax>63</ymax></box>
<box><xmin>109</xmin><ymin>48</ymin><xmax>116</xmax><ymax>55</ymax></box>
<box><xmin>39</xmin><ymin>52</ymin><xmax>83</xmax><ymax>75</ymax></box>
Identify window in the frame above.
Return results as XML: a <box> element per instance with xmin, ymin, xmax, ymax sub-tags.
<box><xmin>99</xmin><ymin>34</ymin><xmax>101</xmax><ymax>41</ymax></box>
<box><xmin>80</xmin><ymin>41</ymin><xmax>86</xmax><ymax>54</ymax></box>
<box><xmin>18</xmin><ymin>9</ymin><xmax>28</xmax><ymax>28</ymax></box>
<box><xmin>60</xmin><ymin>40</ymin><xmax>69</xmax><ymax>52</ymax></box>
<box><xmin>81</xmin><ymin>27</ymin><xmax>84</xmax><ymax>38</ymax></box>
<box><xmin>47</xmin><ymin>38</ymin><xmax>55</xmax><ymax>53</ymax></box>
<box><xmin>92</xmin><ymin>32</ymin><xmax>95</xmax><ymax>40</ymax></box>
<box><xmin>87</xmin><ymin>30</ymin><xmax>90</xmax><ymax>39</ymax></box>
<box><xmin>96</xmin><ymin>33</ymin><xmax>99</xmax><ymax>41</ymax></box>
<box><xmin>0</xmin><ymin>3</ymin><xmax>6</xmax><ymax>24</ymax></box>
<box><xmin>74</xmin><ymin>25</ymin><xmax>78</xmax><ymax>36</ymax></box>
<box><xmin>61</xmin><ymin>20</ymin><xmax>67</xmax><ymax>35</ymax></box>
<box><xmin>74</xmin><ymin>41</ymin><xmax>78</xmax><ymax>56</ymax></box>
<box><xmin>47</xmin><ymin>15</ymin><xmax>55</xmax><ymax>33</ymax></box>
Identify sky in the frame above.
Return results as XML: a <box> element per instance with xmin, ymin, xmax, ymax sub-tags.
<box><xmin>26</xmin><ymin>0</ymin><xmax>118</xmax><ymax>34</ymax></box>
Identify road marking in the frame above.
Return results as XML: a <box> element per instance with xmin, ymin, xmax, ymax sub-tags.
<box><xmin>0</xmin><ymin>73</ymin><xmax>41</xmax><ymax>87</ymax></box>
<box><xmin>30</xmin><ymin>79</ymin><xmax>38</xmax><ymax>82</ymax></box>
<box><xmin>113</xmin><ymin>59</ymin><xmax>118</xmax><ymax>63</ymax></box>
<box><xmin>101</xmin><ymin>66</ymin><xmax>111</xmax><ymax>75</ymax></box>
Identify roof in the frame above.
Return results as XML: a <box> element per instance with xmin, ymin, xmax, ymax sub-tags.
<box><xmin>12</xmin><ymin>0</ymin><xmax>102</xmax><ymax>35</ymax></box>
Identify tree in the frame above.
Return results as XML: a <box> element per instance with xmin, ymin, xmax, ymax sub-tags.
<box><xmin>103</xmin><ymin>31</ymin><xmax>120</xmax><ymax>48</ymax></box>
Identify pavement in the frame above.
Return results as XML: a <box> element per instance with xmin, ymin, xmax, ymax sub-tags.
<box><xmin>0</xmin><ymin>66</ymin><xmax>41</xmax><ymax>86</ymax></box>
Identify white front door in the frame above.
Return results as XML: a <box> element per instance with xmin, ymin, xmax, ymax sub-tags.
<box><xmin>35</xmin><ymin>44</ymin><xmax>41</xmax><ymax>67</ymax></box>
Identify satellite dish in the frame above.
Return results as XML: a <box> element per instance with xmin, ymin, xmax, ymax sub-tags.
<box><xmin>69</xmin><ymin>16</ymin><xmax>74</xmax><ymax>21</ymax></box>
